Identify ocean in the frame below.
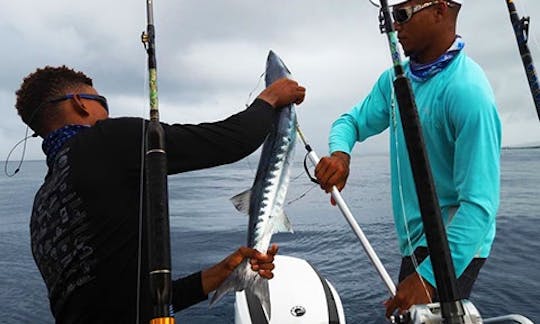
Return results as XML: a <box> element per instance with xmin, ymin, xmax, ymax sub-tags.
<box><xmin>1</xmin><ymin>148</ymin><xmax>538</xmax><ymax>323</ymax></box>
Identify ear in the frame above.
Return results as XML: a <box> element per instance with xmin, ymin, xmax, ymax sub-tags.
<box><xmin>71</xmin><ymin>94</ymin><xmax>90</xmax><ymax>116</ymax></box>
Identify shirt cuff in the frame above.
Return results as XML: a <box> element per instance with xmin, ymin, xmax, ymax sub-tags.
<box><xmin>172</xmin><ymin>271</ymin><xmax>208</xmax><ymax>312</ymax></box>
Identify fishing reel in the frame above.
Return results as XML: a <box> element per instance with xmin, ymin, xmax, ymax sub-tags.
<box><xmin>389</xmin><ymin>300</ymin><xmax>483</xmax><ymax>324</ymax></box>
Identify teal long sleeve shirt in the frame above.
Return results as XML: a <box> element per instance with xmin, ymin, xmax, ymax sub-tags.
<box><xmin>329</xmin><ymin>51</ymin><xmax>501</xmax><ymax>287</ymax></box>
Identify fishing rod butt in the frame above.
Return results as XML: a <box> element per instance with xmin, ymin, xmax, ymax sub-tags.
<box><xmin>145</xmin><ymin>121</ymin><xmax>171</xmax><ymax>267</ymax></box>
<box><xmin>150</xmin><ymin>316</ymin><xmax>175</xmax><ymax>324</ymax></box>
<box><xmin>149</xmin><ymin>271</ymin><xmax>174</xmax><ymax>320</ymax></box>
<box><xmin>145</xmin><ymin>120</ymin><xmax>174</xmax><ymax>318</ymax></box>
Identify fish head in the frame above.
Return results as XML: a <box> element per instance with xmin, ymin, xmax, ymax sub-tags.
<box><xmin>265</xmin><ymin>50</ymin><xmax>292</xmax><ymax>86</ymax></box>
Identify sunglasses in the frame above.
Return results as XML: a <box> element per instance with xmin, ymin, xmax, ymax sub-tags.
<box><xmin>47</xmin><ymin>93</ymin><xmax>109</xmax><ymax>112</ymax></box>
<box><xmin>392</xmin><ymin>1</ymin><xmax>448</xmax><ymax>24</ymax></box>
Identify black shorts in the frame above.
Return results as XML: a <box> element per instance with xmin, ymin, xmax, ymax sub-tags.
<box><xmin>398</xmin><ymin>247</ymin><xmax>486</xmax><ymax>300</ymax></box>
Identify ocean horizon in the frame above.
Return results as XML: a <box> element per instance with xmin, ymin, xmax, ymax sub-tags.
<box><xmin>1</xmin><ymin>148</ymin><xmax>538</xmax><ymax>323</ymax></box>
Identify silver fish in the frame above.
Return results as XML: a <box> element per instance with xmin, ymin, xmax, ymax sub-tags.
<box><xmin>210</xmin><ymin>50</ymin><xmax>297</xmax><ymax>320</ymax></box>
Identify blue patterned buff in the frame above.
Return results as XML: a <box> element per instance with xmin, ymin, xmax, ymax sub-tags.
<box><xmin>42</xmin><ymin>125</ymin><xmax>90</xmax><ymax>167</ymax></box>
<box><xmin>409</xmin><ymin>36</ymin><xmax>465</xmax><ymax>82</ymax></box>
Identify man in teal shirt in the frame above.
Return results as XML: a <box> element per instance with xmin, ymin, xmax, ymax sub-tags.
<box><xmin>315</xmin><ymin>0</ymin><xmax>501</xmax><ymax>317</ymax></box>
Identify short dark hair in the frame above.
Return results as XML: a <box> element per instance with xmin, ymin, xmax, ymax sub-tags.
<box><xmin>15</xmin><ymin>66</ymin><xmax>93</xmax><ymax>133</ymax></box>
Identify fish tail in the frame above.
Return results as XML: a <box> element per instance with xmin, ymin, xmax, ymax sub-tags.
<box><xmin>210</xmin><ymin>260</ymin><xmax>251</xmax><ymax>306</ymax></box>
<box><xmin>248</xmin><ymin>274</ymin><xmax>271</xmax><ymax>320</ymax></box>
<box><xmin>210</xmin><ymin>260</ymin><xmax>272</xmax><ymax>320</ymax></box>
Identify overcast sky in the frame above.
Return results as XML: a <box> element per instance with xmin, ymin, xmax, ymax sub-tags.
<box><xmin>1</xmin><ymin>0</ymin><xmax>540</xmax><ymax>162</ymax></box>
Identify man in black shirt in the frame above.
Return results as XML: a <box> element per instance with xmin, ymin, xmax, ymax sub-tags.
<box><xmin>15</xmin><ymin>65</ymin><xmax>305</xmax><ymax>323</ymax></box>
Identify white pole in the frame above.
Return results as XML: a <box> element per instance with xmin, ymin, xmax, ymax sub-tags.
<box><xmin>297</xmin><ymin>126</ymin><xmax>397</xmax><ymax>296</ymax></box>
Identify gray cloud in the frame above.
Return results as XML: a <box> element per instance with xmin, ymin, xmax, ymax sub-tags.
<box><xmin>2</xmin><ymin>0</ymin><xmax>540</xmax><ymax>163</ymax></box>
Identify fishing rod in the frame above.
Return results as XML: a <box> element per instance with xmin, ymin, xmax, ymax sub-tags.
<box><xmin>375</xmin><ymin>0</ymin><xmax>464</xmax><ymax>322</ymax></box>
<box><xmin>505</xmin><ymin>0</ymin><xmax>540</xmax><ymax>122</ymax></box>
<box><xmin>141</xmin><ymin>0</ymin><xmax>174</xmax><ymax>323</ymax></box>
<box><xmin>296</xmin><ymin>124</ymin><xmax>397</xmax><ymax>297</ymax></box>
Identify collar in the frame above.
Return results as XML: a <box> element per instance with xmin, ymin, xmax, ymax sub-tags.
<box><xmin>42</xmin><ymin>124</ymin><xmax>90</xmax><ymax>167</ymax></box>
<box><xmin>409</xmin><ymin>36</ymin><xmax>465</xmax><ymax>82</ymax></box>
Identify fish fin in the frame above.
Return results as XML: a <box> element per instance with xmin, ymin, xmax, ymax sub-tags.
<box><xmin>248</xmin><ymin>273</ymin><xmax>272</xmax><ymax>320</ymax></box>
<box><xmin>272</xmin><ymin>210</ymin><xmax>294</xmax><ymax>234</ymax></box>
<box><xmin>210</xmin><ymin>260</ymin><xmax>251</xmax><ymax>307</ymax></box>
<box><xmin>230</xmin><ymin>189</ymin><xmax>251</xmax><ymax>214</ymax></box>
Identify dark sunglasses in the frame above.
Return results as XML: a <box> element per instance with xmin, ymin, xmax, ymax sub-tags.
<box><xmin>47</xmin><ymin>93</ymin><xmax>109</xmax><ymax>112</ymax></box>
<box><xmin>392</xmin><ymin>1</ymin><xmax>448</xmax><ymax>24</ymax></box>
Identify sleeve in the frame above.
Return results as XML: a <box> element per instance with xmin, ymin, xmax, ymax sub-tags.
<box><xmin>416</xmin><ymin>80</ymin><xmax>501</xmax><ymax>286</ymax></box>
<box><xmin>329</xmin><ymin>71</ymin><xmax>392</xmax><ymax>154</ymax></box>
<box><xmin>85</xmin><ymin>99</ymin><xmax>275</xmax><ymax>176</ymax></box>
<box><xmin>163</xmin><ymin>98</ymin><xmax>276</xmax><ymax>173</ymax></box>
<box><xmin>172</xmin><ymin>271</ymin><xmax>208</xmax><ymax>312</ymax></box>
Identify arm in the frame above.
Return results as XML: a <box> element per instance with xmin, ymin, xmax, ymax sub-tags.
<box><xmin>171</xmin><ymin>245</ymin><xmax>278</xmax><ymax>312</ymax></box>
<box><xmin>315</xmin><ymin>71</ymin><xmax>392</xmax><ymax>201</ymax></box>
<box><xmin>164</xmin><ymin>78</ymin><xmax>305</xmax><ymax>174</ymax></box>
<box><xmin>164</xmin><ymin>98</ymin><xmax>274</xmax><ymax>173</ymax></box>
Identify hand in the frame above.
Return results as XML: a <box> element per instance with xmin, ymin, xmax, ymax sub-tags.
<box><xmin>384</xmin><ymin>272</ymin><xmax>435</xmax><ymax>318</ymax></box>
<box><xmin>257</xmin><ymin>78</ymin><xmax>306</xmax><ymax>108</ymax></box>
<box><xmin>249</xmin><ymin>244</ymin><xmax>279</xmax><ymax>279</ymax></box>
<box><xmin>314</xmin><ymin>151</ymin><xmax>350</xmax><ymax>205</ymax></box>
<box><xmin>225</xmin><ymin>244</ymin><xmax>278</xmax><ymax>279</ymax></box>
<box><xmin>202</xmin><ymin>245</ymin><xmax>279</xmax><ymax>294</ymax></box>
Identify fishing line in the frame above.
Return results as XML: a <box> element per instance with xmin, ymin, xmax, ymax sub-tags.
<box><xmin>240</xmin><ymin>71</ymin><xmax>268</xmax><ymax>177</ymax></box>
<box><xmin>244</xmin><ymin>71</ymin><xmax>266</xmax><ymax>108</ymax></box>
<box><xmin>286</xmin><ymin>183</ymin><xmax>318</xmax><ymax>206</ymax></box>
<box><xmin>284</xmin><ymin>116</ymin><xmax>323</xmax><ymax>205</ymax></box>
<box><xmin>135</xmin><ymin>61</ymin><xmax>149</xmax><ymax>324</ymax></box>
<box><xmin>286</xmin><ymin>161</ymin><xmax>319</xmax><ymax>206</ymax></box>
<box><xmin>290</xmin><ymin>169</ymin><xmax>307</xmax><ymax>182</ymax></box>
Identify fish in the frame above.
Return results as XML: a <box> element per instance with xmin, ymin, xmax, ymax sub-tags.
<box><xmin>210</xmin><ymin>50</ymin><xmax>297</xmax><ymax>320</ymax></box>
